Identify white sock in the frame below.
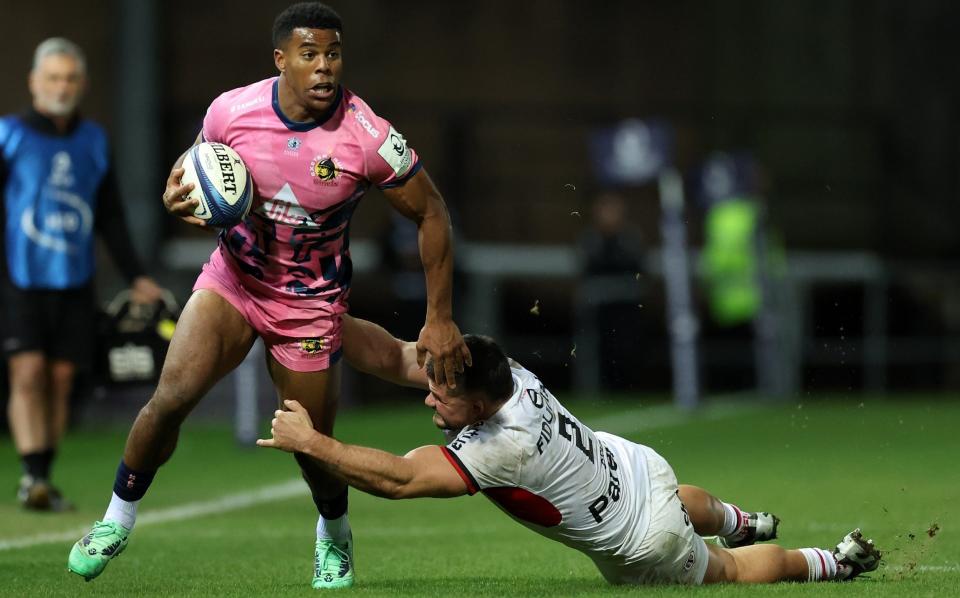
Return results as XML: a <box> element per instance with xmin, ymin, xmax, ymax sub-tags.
<box><xmin>719</xmin><ymin>502</ymin><xmax>745</xmax><ymax>537</ymax></box>
<box><xmin>799</xmin><ymin>547</ymin><xmax>837</xmax><ymax>581</ymax></box>
<box><xmin>103</xmin><ymin>492</ymin><xmax>138</xmax><ymax>530</ymax></box>
<box><xmin>316</xmin><ymin>513</ymin><xmax>351</xmax><ymax>542</ymax></box>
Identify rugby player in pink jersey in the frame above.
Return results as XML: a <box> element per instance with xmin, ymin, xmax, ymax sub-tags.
<box><xmin>69</xmin><ymin>2</ymin><xmax>469</xmax><ymax>589</ymax></box>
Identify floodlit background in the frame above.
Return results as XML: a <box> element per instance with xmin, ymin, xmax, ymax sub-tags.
<box><xmin>1</xmin><ymin>0</ymin><xmax>958</xmax><ymax>437</ymax></box>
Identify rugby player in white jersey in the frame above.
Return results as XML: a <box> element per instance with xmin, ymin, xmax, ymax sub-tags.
<box><xmin>257</xmin><ymin>315</ymin><xmax>882</xmax><ymax>586</ymax></box>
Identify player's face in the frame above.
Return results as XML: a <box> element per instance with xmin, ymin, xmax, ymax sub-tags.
<box><xmin>425</xmin><ymin>382</ymin><xmax>482</xmax><ymax>431</ymax></box>
<box><xmin>275</xmin><ymin>27</ymin><xmax>343</xmax><ymax>115</ymax></box>
<box><xmin>29</xmin><ymin>53</ymin><xmax>85</xmax><ymax>117</ymax></box>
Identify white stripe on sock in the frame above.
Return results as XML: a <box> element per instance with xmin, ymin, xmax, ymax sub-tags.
<box><xmin>719</xmin><ymin>502</ymin><xmax>742</xmax><ymax>538</ymax></box>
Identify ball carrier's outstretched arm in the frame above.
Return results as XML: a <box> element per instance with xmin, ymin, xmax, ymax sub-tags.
<box><xmin>380</xmin><ymin>169</ymin><xmax>472</xmax><ymax>388</ymax></box>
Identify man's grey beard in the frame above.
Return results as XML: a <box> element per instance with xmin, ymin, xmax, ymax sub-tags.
<box><xmin>38</xmin><ymin>97</ymin><xmax>78</xmax><ymax>117</ymax></box>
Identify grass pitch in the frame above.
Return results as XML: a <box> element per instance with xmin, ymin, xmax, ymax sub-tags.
<box><xmin>0</xmin><ymin>395</ymin><xmax>957</xmax><ymax>597</ymax></box>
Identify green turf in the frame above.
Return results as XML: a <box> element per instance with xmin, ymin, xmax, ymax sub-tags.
<box><xmin>0</xmin><ymin>396</ymin><xmax>957</xmax><ymax>597</ymax></box>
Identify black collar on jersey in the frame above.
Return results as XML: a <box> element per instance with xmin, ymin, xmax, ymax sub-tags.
<box><xmin>21</xmin><ymin>106</ymin><xmax>81</xmax><ymax>136</ymax></box>
<box><xmin>271</xmin><ymin>78</ymin><xmax>342</xmax><ymax>132</ymax></box>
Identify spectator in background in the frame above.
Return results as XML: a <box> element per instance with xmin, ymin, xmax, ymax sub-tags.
<box><xmin>0</xmin><ymin>37</ymin><xmax>163</xmax><ymax>511</ymax></box>
<box><xmin>578</xmin><ymin>190</ymin><xmax>647</xmax><ymax>390</ymax></box>
<box><xmin>580</xmin><ymin>190</ymin><xmax>644</xmax><ymax>277</ymax></box>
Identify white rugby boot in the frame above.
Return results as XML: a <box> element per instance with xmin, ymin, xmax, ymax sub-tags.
<box><xmin>833</xmin><ymin>528</ymin><xmax>881</xmax><ymax>581</ymax></box>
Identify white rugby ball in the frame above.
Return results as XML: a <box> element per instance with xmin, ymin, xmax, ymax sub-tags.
<box><xmin>181</xmin><ymin>142</ymin><xmax>253</xmax><ymax>228</ymax></box>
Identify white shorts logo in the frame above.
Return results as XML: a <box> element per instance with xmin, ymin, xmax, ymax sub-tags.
<box><xmin>683</xmin><ymin>550</ymin><xmax>696</xmax><ymax>571</ymax></box>
<box><xmin>377</xmin><ymin>126</ymin><xmax>413</xmax><ymax>177</ymax></box>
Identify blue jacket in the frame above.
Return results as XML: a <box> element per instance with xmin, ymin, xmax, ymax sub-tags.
<box><xmin>0</xmin><ymin>109</ymin><xmax>143</xmax><ymax>290</ymax></box>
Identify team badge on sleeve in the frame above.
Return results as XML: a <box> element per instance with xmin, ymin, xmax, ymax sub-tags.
<box><xmin>377</xmin><ymin>126</ymin><xmax>413</xmax><ymax>177</ymax></box>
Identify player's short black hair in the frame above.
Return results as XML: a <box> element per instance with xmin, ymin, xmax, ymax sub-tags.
<box><xmin>272</xmin><ymin>2</ymin><xmax>343</xmax><ymax>48</ymax></box>
<box><xmin>426</xmin><ymin>335</ymin><xmax>514</xmax><ymax>402</ymax></box>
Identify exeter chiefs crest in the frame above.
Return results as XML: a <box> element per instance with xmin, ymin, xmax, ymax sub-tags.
<box><xmin>299</xmin><ymin>338</ymin><xmax>325</xmax><ymax>354</ymax></box>
<box><xmin>309</xmin><ymin>154</ymin><xmax>340</xmax><ymax>184</ymax></box>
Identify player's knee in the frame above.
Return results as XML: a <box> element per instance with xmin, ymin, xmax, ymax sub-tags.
<box><xmin>9</xmin><ymin>361</ymin><xmax>47</xmax><ymax>397</ymax></box>
<box><xmin>49</xmin><ymin>361</ymin><xmax>76</xmax><ymax>387</ymax></box>
<box><xmin>724</xmin><ymin>550</ymin><xmax>743</xmax><ymax>582</ymax></box>
<box><xmin>144</xmin><ymin>383</ymin><xmax>199</xmax><ymax>423</ymax></box>
<box><xmin>677</xmin><ymin>485</ymin><xmax>723</xmax><ymax>533</ymax></box>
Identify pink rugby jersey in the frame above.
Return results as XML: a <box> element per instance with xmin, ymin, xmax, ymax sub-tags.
<box><xmin>201</xmin><ymin>77</ymin><xmax>420</xmax><ymax>314</ymax></box>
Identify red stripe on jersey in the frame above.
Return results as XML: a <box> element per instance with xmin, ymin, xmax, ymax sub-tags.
<box><xmin>815</xmin><ymin>549</ymin><xmax>829</xmax><ymax>580</ymax></box>
<box><xmin>440</xmin><ymin>446</ymin><xmax>479</xmax><ymax>495</ymax></box>
<box><xmin>483</xmin><ymin>486</ymin><xmax>562</xmax><ymax>528</ymax></box>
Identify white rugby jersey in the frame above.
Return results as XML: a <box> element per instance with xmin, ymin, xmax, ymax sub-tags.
<box><xmin>441</xmin><ymin>362</ymin><xmax>652</xmax><ymax>565</ymax></box>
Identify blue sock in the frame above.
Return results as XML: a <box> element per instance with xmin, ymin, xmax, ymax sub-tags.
<box><xmin>113</xmin><ymin>460</ymin><xmax>156</xmax><ymax>502</ymax></box>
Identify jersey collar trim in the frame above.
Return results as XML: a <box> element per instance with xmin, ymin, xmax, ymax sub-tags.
<box><xmin>271</xmin><ymin>78</ymin><xmax>342</xmax><ymax>132</ymax></box>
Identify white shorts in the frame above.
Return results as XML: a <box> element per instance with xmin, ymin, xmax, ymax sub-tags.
<box><xmin>593</xmin><ymin>445</ymin><xmax>709</xmax><ymax>586</ymax></box>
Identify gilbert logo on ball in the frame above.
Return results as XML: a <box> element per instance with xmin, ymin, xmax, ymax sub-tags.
<box><xmin>181</xmin><ymin>142</ymin><xmax>253</xmax><ymax>228</ymax></box>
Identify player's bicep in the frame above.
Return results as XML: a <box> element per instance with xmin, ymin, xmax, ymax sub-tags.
<box><xmin>381</xmin><ymin>168</ymin><xmax>444</xmax><ymax>223</ymax></box>
<box><xmin>396</xmin><ymin>445</ymin><xmax>469</xmax><ymax>499</ymax></box>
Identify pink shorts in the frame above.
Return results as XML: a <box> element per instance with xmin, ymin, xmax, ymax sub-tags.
<box><xmin>193</xmin><ymin>249</ymin><xmax>344</xmax><ymax>372</ymax></box>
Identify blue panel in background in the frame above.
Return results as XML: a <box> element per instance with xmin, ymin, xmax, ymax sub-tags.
<box><xmin>589</xmin><ymin>119</ymin><xmax>673</xmax><ymax>186</ymax></box>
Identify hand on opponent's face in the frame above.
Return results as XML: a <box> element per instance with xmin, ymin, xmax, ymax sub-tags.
<box><xmin>416</xmin><ymin>319</ymin><xmax>472</xmax><ymax>388</ymax></box>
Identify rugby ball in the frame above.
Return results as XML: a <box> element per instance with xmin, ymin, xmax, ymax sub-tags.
<box><xmin>181</xmin><ymin>142</ymin><xmax>253</xmax><ymax>228</ymax></box>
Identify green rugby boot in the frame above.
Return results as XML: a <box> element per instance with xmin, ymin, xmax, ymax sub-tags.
<box><xmin>67</xmin><ymin>520</ymin><xmax>130</xmax><ymax>581</ymax></box>
<box><xmin>312</xmin><ymin>534</ymin><xmax>354</xmax><ymax>589</ymax></box>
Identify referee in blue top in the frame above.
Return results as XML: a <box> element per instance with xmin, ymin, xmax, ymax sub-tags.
<box><xmin>1</xmin><ymin>38</ymin><xmax>163</xmax><ymax>511</ymax></box>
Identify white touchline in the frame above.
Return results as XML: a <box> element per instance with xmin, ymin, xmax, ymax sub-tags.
<box><xmin>0</xmin><ymin>479</ymin><xmax>308</xmax><ymax>552</ymax></box>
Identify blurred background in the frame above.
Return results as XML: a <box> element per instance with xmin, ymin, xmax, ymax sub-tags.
<box><xmin>1</xmin><ymin>0</ymin><xmax>958</xmax><ymax>432</ymax></box>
